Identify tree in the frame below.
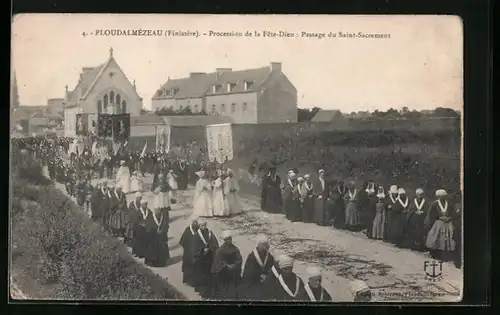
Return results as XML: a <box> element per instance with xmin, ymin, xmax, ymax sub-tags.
<box><xmin>433</xmin><ymin>107</ymin><xmax>459</xmax><ymax>118</ymax></box>
<box><xmin>297</xmin><ymin>107</ymin><xmax>321</xmax><ymax>122</ymax></box>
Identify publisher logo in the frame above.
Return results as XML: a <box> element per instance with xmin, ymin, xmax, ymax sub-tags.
<box><xmin>424</xmin><ymin>260</ymin><xmax>443</xmax><ymax>281</ymax></box>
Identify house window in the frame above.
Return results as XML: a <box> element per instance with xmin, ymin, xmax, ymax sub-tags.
<box><xmin>97</xmin><ymin>100</ymin><xmax>102</xmax><ymax>113</ymax></box>
<box><xmin>194</xmin><ymin>104</ymin><xmax>199</xmax><ymax>112</ymax></box>
<box><xmin>103</xmin><ymin>94</ymin><xmax>109</xmax><ymax>111</ymax></box>
<box><xmin>110</xmin><ymin>91</ymin><xmax>115</xmax><ymax>104</ymax></box>
<box><xmin>243</xmin><ymin>102</ymin><xmax>247</xmax><ymax>111</ymax></box>
<box><xmin>122</xmin><ymin>100</ymin><xmax>127</xmax><ymax>113</ymax></box>
<box><xmin>231</xmin><ymin>103</ymin><xmax>236</xmax><ymax>113</ymax></box>
<box><xmin>186</xmin><ymin>105</ymin><xmax>191</xmax><ymax>112</ymax></box>
<box><xmin>213</xmin><ymin>85</ymin><xmax>223</xmax><ymax>93</ymax></box>
<box><xmin>227</xmin><ymin>83</ymin><xmax>236</xmax><ymax>92</ymax></box>
<box><xmin>244</xmin><ymin>80</ymin><xmax>254</xmax><ymax>90</ymax></box>
<box><xmin>116</xmin><ymin>94</ymin><xmax>121</xmax><ymax>106</ymax></box>
<box><xmin>211</xmin><ymin>104</ymin><xmax>216</xmax><ymax>114</ymax></box>
<box><xmin>180</xmin><ymin>105</ymin><xmax>184</xmax><ymax>111</ymax></box>
<box><xmin>221</xmin><ymin>104</ymin><xmax>226</xmax><ymax>112</ymax></box>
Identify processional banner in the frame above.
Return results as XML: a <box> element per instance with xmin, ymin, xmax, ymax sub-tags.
<box><xmin>206</xmin><ymin>123</ymin><xmax>233</xmax><ymax>163</ymax></box>
<box><xmin>155</xmin><ymin>125</ymin><xmax>171</xmax><ymax>153</ymax></box>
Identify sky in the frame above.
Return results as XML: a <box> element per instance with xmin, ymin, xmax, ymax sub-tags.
<box><xmin>11</xmin><ymin>14</ymin><xmax>463</xmax><ymax>112</ymax></box>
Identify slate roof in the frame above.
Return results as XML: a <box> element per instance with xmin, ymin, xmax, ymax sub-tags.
<box><xmin>311</xmin><ymin>109</ymin><xmax>345</xmax><ymax>122</ymax></box>
<box><xmin>130</xmin><ymin>114</ymin><xmax>166</xmax><ymax>125</ymax></box>
<box><xmin>162</xmin><ymin>115</ymin><xmax>233</xmax><ymax>126</ymax></box>
<box><xmin>66</xmin><ymin>63</ymin><xmax>107</xmax><ymax>106</ymax></box>
<box><xmin>153</xmin><ymin>64</ymin><xmax>275</xmax><ymax>100</ymax></box>
<box><xmin>11</xmin><ymin>106</ymin><xmax>47</xmax><ymax>121</ymax></box>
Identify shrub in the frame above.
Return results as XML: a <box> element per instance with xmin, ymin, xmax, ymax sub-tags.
<box><xmin>11</xmin><ymin>154</ymin><xmax>184</xmax><ymax>300</ymax></box>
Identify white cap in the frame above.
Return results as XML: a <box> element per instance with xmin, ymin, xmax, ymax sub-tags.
<box><xmin>256</xmin><ymin>233</ymin><xmax>269</xmax><ymax>244</ymax></box>
<box><xmin>226</xmin><ymin>168</ymin><xmax>233</xmax><ymax>175</ymax></box>
<box><xmin>288</xmin><ymin>170</ymin><xmax>295</xmax><ymax>176</ymax></box>
<box><xmin>120</xmin><ymin>160</ymin><xmax>126</xmax><ymax>165</ymax></box>
<box><xmin>318</xmin><ymin>169</ymin><xmax>325</xmax><ymax>174</ymax></box>
<box><xmin>389</xmin><ymin>185</ymin><xmax>398</xmax><ymax>194</ymax></box>
<box><xmin>134</xmin><ymin>192</ymin><xmax>142</xmax><ymax>198</ymax></box>
<box><xmin>436</xmin><ymin>189</ymin><xmax>447</xmax><ymax>197</ymax></box>
<box><xmin>349</xmin><ymin>279</ymin><xmax>370</xmax><ymax>296</ymax></box>
<box><xmin>297</xmin><ymin>177</ymin><xmax>304</xmax><ymax>182</ymax></box>
<box><xmin>140</xmin><ymin>199</ymin><xmax>148</xmax><ymax>205</ymax></box>
<box><xmin>278</xmin><ymin>255</ymin><xmax>293</xmax><ymax>268</ymax></box>
<box><xmin>190</xmin><ymin>214</ymin><xmax>199</xmax><ymax>222</ymax></box>
<box><xmin>398</xmin><ymin>188</ymin><xmax>406</xmax><ymax>194</ymax></box>
<box><xmin>415</xmin><ymin>188</ymin><xmax>424</xmax><ymax>195</ymax></box>
<box><xmin>304</xmin><ymin>174</ymin><xmax>310</xmax><ymax>179</ymax></box>
<box><xmin>306</xmin><ymin>266</ymin><xmax>322</xmax><ymax>278</ymax></box>
<box><xmin>222</xmin><ymin>230</ymin><xmax>232</xmax><ymax>239</ymax></box>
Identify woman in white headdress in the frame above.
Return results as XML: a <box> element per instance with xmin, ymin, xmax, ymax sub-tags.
<box><xmin>116</xmin><ymin>160</ymin><xmax>131</xmax><ymax>194</ymax></box>
<box><xmin>425</xmin><ymin>189</ymin><xmax>456</xmax><ymax>261</ymax></box>
<box><xmin>224</xmin><ymin>168</ymin><xmax>242</xmax><ymax>215</ymax></box>
<box><xmin>130</xmin><ymin>170</ymin><xmax>143</xmax><ymax>193</ymax></box>
<box><xmin>192</xmin><ymin>170</ymin><xmax>214</xmax><ymax>217</ymax></box>
<box><xmin>212</xmin><ymin>169</ymin><xmax>229</xmax><ymax>217</ymax></box>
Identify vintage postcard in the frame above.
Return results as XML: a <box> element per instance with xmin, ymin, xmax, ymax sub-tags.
<box><xmin>10</xmin><ymin>14</ymin><xmax>463</xmax><ymax>303</ymax></box>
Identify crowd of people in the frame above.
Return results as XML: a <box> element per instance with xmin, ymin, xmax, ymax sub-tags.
<box><xmin>12</xmin><ymin>135</ymin><xmax>461</xmax><ymax>301</ymax></box>
<box><xmin>259</xmin><ymin>165</ymin><xmax>462</xmax><ymax>268</ymax></box>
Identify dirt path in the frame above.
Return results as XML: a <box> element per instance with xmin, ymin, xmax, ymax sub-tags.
<box><xmin>46</xmin><ymin>170</ymin><xmax>462</xmax><ymax>302</ymax></box>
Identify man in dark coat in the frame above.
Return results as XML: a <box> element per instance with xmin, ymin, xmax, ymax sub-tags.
<box><xmin>175</xmin><ymin>159</ymin><xmax>189</xmax><ymax>190</ymax></box>
<box><xmin>144</xmin><ymin>205</ymin><xmax>170</xmax><ymax>267</ymax></box>
<box><xmin>179</xmin><ymin>215</ymin><xmax>200</xmax><ymax>286</ymax></box>
<box><xmin>261</xmin><ymin>254</ymin><xmax>308</xmax><ymax>301</ymax></box>
<box><xmin>240</xmin><ymin>234</ymin><xmax>276</xmax><ymax>300</ymax></box>
<box><xmin>260</xmin><ymin>165</ymin><xmax>283</xmax><ymax>214</ymax></box>
<box><xmin>124</xmin><ymin>192</ymin><xmax>143</xmax><ymax>246</ymax></box>
<box><xmin>192</xmin><ymin>220</ymin><xmax>219</xmax><ymax>299</ymax></box>
<box><xmin>303</xmin><ymin>266</ymin><xmax>332</xmax><ymax>301</ymax></box>
<box><xmin>211</xmin><ymin>230</ymin><xmax>243</xmax><ymax>300</ymax></box>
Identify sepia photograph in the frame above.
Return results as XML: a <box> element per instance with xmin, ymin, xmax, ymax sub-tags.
<box><xmin>10</xmin><ymin>14</ymin><xmax>463</xmax><ymax>303</ymax></box>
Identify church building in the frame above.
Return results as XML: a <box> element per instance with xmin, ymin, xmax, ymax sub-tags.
<box><xmin>63</xmin><ymin>48</ymin><xmax>143</xmax><ymax>137</ymax></box>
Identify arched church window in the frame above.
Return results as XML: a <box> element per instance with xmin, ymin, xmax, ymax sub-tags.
<box><xmin>116</xmin><ymin>94</ymin><xmax>121</xmax><ymax>106</ymax></box>
<box><xmin>110</xmin><ymin>91</ymin><xmax>115</xmax><ymax>104</ymax></box>
<box><xmin>103</xmin><ymin>94</ymin><xmax>108</xmax><ymax>111</ymax></box>
<box><xmin>122</xmin><ymin>100</ymin><xmax>127</xmax><ymax>113</ymax></box>
<box><xmin>97</xmin><ymin>100</ymin><xmax>102</xmax><ymax>113</ymax></box>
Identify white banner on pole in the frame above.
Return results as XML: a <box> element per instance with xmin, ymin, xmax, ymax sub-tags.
<box><xmin>156</xmin><ymin>125</ymin><xmax>171</xmax><ymax>153</ymax></box>
<box><xmin>206</xmin><ymin>123</ymin><xmax>233</xmax><ymax>163</ymax></box>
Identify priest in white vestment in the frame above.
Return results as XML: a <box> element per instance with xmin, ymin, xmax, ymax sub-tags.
<box><xmin>192</xmin><ymin>171</ymin><xmax>214</xmax><ymax>217</ymax></box>
<box><xmin>223</xmin><ymin>168</ymin><xmax>242</xmax><ymax>215</ymax></box>
<box><xmin>116</xmin><ymin>160</ymin><xmax>131</xmax><ymax>194</ymax></box>
<box><xmin>212</xmin><ymin>169</ymin><xmax>229</xmax><ymax>217</ymax></box>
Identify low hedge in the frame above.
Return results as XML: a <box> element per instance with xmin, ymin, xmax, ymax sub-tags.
<box><xmin>11</xmin><ymin>158</ymin><xmax>184</xmax><ymax>300</ymax></box>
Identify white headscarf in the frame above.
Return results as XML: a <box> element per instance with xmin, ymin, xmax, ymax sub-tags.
<box><xmin>306</xmin><ymin>266</ymin><xmax>322</xmax><ymax>278</ymax></box>
<box><xmin>278</xmin><ymin>255</ymin><xmax>293</xmax><ymax>268</ymax></box>
<box><xmin>349</xmin><ymin>280</ymin><xmax>370</xmax><ymax>296</ymax></box>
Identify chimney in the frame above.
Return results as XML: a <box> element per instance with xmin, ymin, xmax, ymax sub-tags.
<box><xmin>216</xmin><ymin>68</ymin><xmax>232</xmax><ymax>75</ymax></box>
<box><xmin>109</xmin><ymin>47</ymin><xmax>114</xmax><ymax>58</ymax></box>
<box><xmin>270</xmin><ymin>62</ymin><xmax>282</xmax><ymax>72</ymax></box>
<box><xmin>190</xmin><ymin>72</ymin><xmax>206</xmax><ymax>78</ymax></box>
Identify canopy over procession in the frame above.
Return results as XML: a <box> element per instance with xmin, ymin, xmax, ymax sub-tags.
<box><xmin>12</xmin><ymin>124</ymin><xmax>462</xmax><ymax>301</ymax></box>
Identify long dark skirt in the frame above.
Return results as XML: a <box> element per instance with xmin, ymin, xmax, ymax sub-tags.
<box><xmin>144</xmin><ymin>231</ymin><xmax>170</xmax><ymax>267</ymax></box>
<box><xmin>212</xmin><ymin>274</ymin><xmax>240</xmax><ymax>300</ymax></box>
<box><xmin>285</xmin><ymin>199</ymin><xmax>301</xmax><ymax>222</ymax></box>
<box><xmin>331</xmin><ymin>201</ymin><xmax>346</xmax><ymax>229</ymax></box>
<box><xmin>193</xmin><ymin>253</ymin><xmax>215</xmax><ymax>299</ymax></box>
<box><xmin>133</xmin><ymin>226</ymin><xmax>147</xmax><ymax>258</ymax></box>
